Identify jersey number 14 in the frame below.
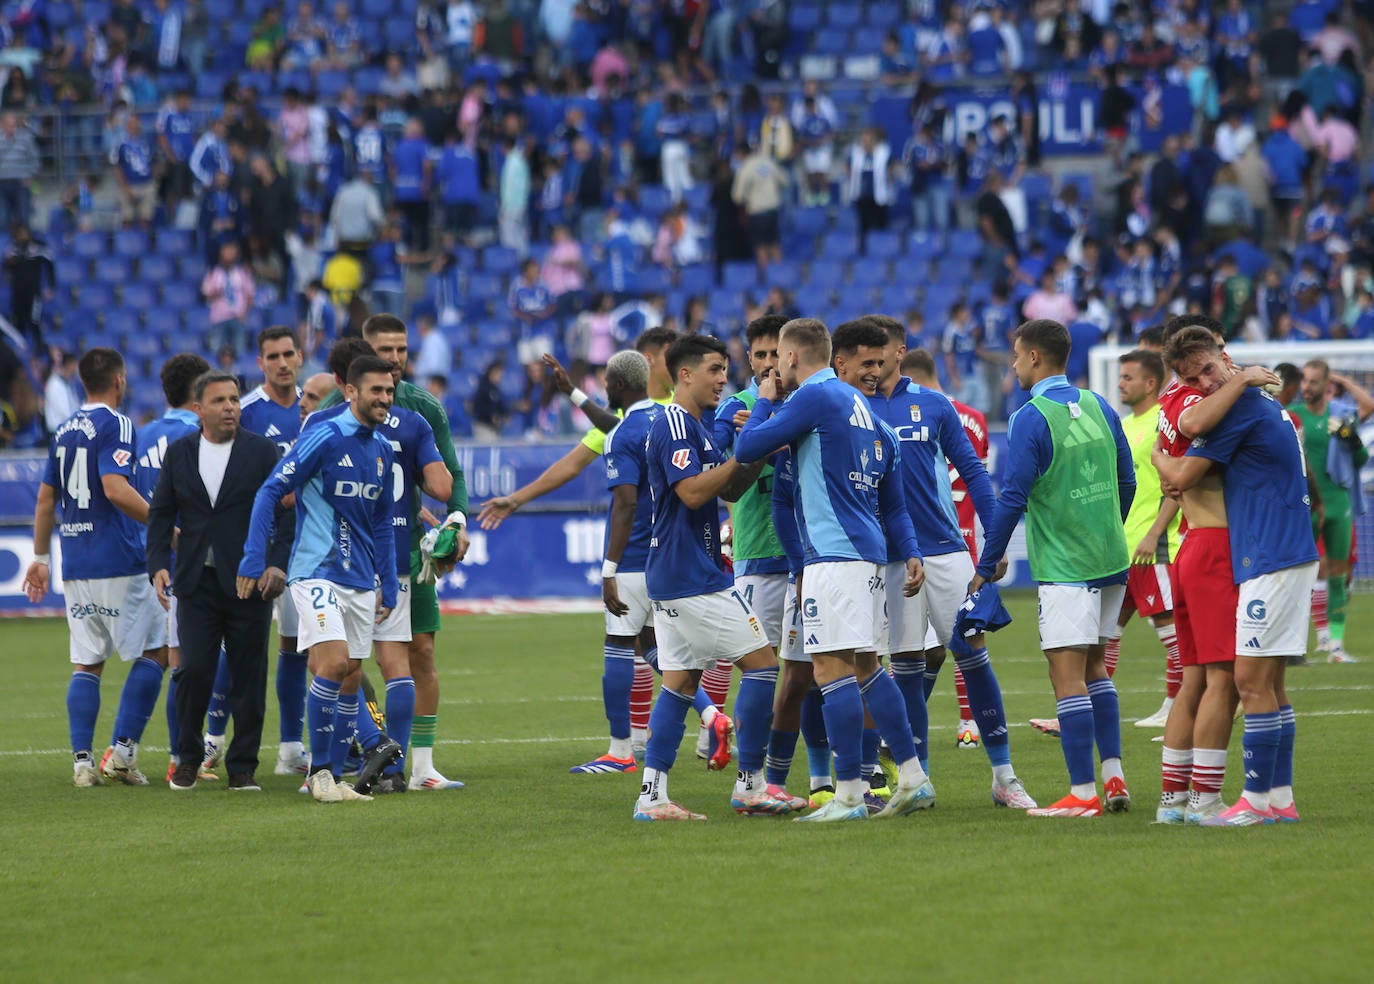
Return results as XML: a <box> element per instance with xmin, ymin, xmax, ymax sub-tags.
<box><xmin>55</xmin><ymin>446</ymin><xmax>92</xmax><ymax>509</ymax></box>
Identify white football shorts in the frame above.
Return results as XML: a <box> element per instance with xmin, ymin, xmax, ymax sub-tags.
<box><xmin>605</xmin><ymin>570</ymin><xmax>653</xmax><ymax>637</ymax></box>
<box><xmin>373</xmin><ymin>576</ymin><xmax>414</xmax><ymax>644</ymax></box>
<box><xmin>652</xmin><ymin>587</ymin><xmax>767</xmax><ymax>672</ymax></box>
<box><xmin>734</xmin><ymin>572</ymin><xmax>788</xmax><ymax>648</ymax></box>
<box><xmin>1235</xmin><ymin>561</ymin><xmax>1318</xmax><ymax>658</ymax></box>
<box><xmin>779</xmin><ymin>580</ymin><xmax>808</xmax><ymax>663</ymax></box>
<box><xmin>66</xmin><ymin>574</ymin><xmax>164</xmax><ymax>665</ymax></box>
<box><xmin>292</xmin><ymin>579</ymin><xmax>376</xmax><ymax>662</ymax></box>
<box><xmin>274</xmin><ymin>587</ymin><xmax>300</xmax><ymax>638</ymax></box>
<box><xmin>882</xmin><ymin>551</ymin><xmax>974</xmax><ymax>655</ymax></box>
<box><xmin>1037</xmin><ymin>582</ymin><xmax>1127</xmax><ymax>651</ymax></box>
<box><xmin>801</xmin><ymin>560</ymin><xmax>885</xmax><ymax>656</ymax></box>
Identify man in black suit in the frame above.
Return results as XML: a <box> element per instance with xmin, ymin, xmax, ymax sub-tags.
<box><xmin>148</xmin><ymin>370</ymin><xmax>294</xmax><ymax>791</ymax></box>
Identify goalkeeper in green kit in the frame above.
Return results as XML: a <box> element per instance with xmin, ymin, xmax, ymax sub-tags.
<box><xmin>1286</xmin><ymin>360</ymin><xmax>1372</xmax><ymax>665</ymax></box>
<box><xmin>316</xmin><ymin>316</ymin><xmax>471</xmax><ymax>788</ymax></box>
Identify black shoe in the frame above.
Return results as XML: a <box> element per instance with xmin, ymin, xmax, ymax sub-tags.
<box><xmin>354</xmin><ymin>737</ymin><xmax>403</xmax><ymax>795</ymax></box>
<box><xmin>372</xmin><ymin>773</ymin><xmax>408</xmax><ymax>795</ymax></box>
<box><xmin>227</xmin><ymin>772</ymin><xmax>261</xmax><ymax>791</ymax></box>
<box><xmin>169</xmin><ymin>762</ymin><xmax>199</xmax><ymax>791</ymax></box>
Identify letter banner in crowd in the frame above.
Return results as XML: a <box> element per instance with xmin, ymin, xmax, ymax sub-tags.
<box><xmin>4</xmin><ymin>433</ymin><xmax>1371</xmax><ymax>612</ymax></box>
<box><xmin>870</xmin><ymin>80</ymin><xmax>1193</xmax><ymax>158</ymax></box>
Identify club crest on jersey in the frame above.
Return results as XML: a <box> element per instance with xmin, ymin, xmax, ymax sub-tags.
<box><xmin>874</xmin><ymin>440</ymin><xmax>883</xmax><ymax>462</ymax></box>
<box><xmin>316</xmin><ymin>612</ymin><xmax>327</xmax><ymax>630</ymax></box>
<box><xmin>672</xmin><ymin>449</ymin><xmax>692</xmax><ymax>470</ymax></box>
<box><xmin>910</xmin><ymin>405</ymin><xmax>921</xmax><ymax>422</ymax></box>
<box><xmin>112</xmin><ymin>449</ymin><xmax>131</xmax><ymax>467</ymax></box>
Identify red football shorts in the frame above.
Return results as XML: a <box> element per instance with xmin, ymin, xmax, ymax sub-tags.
<box><xmin>1123</xmin><ymin>562</ymin><xmax>1175</xmax><ymax>619</ymax></box>
<box><xmin>1172</xmin><ymin>528</ymin><xmax>1238</xmax><ymax>667</ymax></box>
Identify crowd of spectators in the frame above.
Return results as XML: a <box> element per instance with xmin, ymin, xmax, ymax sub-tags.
<box><xmin>0</xmin><ymin>0</ymin><xmax>1372</xmax><ymax>444</ymax></box>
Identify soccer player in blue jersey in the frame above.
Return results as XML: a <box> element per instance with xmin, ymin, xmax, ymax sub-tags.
<box><xmin>573</xmin><ymin>350</ymin><xmax>732</xmax><ymax>774</ymax></box>
<box><xmin>736</xmin><ymin>318</ymin><xmax>935</xmax><ymax>822</ymax></box>
<box><xmin>860</xmin><ymin>315</ymin><xmax>1036</xmax><ymax>809</ymax></box>
<box><xmin>23</xmin><ymin>349</ymin><xmax>167</xmax><ymax>787</ymax></box>
<box><xmin>715</xmin><ymin>315</ymin><xmax>830</xmax><ymax>809</ymax></box>
<box><xmin>135</xmin><ymin>353</ymin><xmax>212</xmax><ymax>783</ymax></box>
<box><xmin>971</xmin><ymin>319</ymin><xmax>1136</xmax><ymax>818</ymax></box>
<box><xmin>306</xmin><ymin>344</ymin><xmax>451</xmax><ymax>794</ymax></box>
<box><xmin>235</xmin><ymin>325</ymin><xmax>312</xmax><ymax>776</ymax></box>
<box><xmin>238</xmin><ymin>354</ymin><xmax>399</xmax><ymax>803</ymax></box>
<box><xmin>1152</xmin><ymin>326</ymin><xmax>1318</xmax><ymax>826</ymax></box>
<box><xmin>634</xmin><ymin>334</ymin><xmax>791</xmax><ymax>821</ymax></box>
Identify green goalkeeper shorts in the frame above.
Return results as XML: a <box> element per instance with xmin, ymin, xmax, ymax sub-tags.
<box><xmin>410</xmin><ymin>579</ymin><xmax>441</xmax><ymax>634</ymax></box>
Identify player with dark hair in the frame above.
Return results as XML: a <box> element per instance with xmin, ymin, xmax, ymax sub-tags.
<box><xmin>134</xmin><ymin>352</ymin><xmax>213</xmax><ymax>783</ymax></box>
<box><xmin>972</xmin><ymin>320</ymin><xmax>1136</xmax><ymax>817</ymax></box>
<box><xmin>634</xmin><ymin>334</ymin><xmax>790</xmax><ymax>820</ymax></box>
<box><xmin>24</xmin><ymin>348</ymin><xmax>167</xmax><ymax>786</ymax></box>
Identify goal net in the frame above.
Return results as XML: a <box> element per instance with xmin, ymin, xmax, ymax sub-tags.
<box><xmin>1088</xmin><ymin>340</ymin><xmax>1374</xmax><ymax>591</ymax></box>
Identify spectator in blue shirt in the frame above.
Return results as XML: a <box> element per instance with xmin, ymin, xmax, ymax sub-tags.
<box><xmin>1261</xmin><ymin>125</ymin><xmax>1308</xmax><ymax>249</ymax></box>
<box><xmin>390</xmin><ymin>117</ymin><xmax>433</xmax><ymax>256</ymax></box>
<box><xmin>156</xmin><ymin>90</ymin><xmax>197</xmax><ymax>218</ymax></box>
<box><xmin>903</xmin><ymin>120</ymin><xmax>950</xmax><ymax>238</ymax></box>
<box><xmin>115</xmin><ymin>113</ymin><xmax>157</xmax><ymax>229</ymax></box>
<box><xmin>966</xmin><ymin>7</ymin><xmax>1006</xmax><ymax>76</ymax></box>
<box><xmin>435</xmin><ymin>127</ymin><xmax>481</xmax><ymax>247</ymax></box>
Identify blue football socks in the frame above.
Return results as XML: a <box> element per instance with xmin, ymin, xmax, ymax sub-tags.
<box><xmin>112</xmin><ymin>656</ymin><xmax>164</xmax><ymax>744</ymax></box>
<box><xmin>67</xmin><ymin>670</ymin><xmax>101</xmax><ymax>755</ymax></box>
<box><xmin>276</xmin><ymin>650</ymin><xmax>308</xmax><ymax>744</ymax></box>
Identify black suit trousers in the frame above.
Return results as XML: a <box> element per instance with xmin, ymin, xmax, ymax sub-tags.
<box><xmin>175</xmin><ymin>571</ymin><xmax>274</xmax><ymax>775</ymax></box>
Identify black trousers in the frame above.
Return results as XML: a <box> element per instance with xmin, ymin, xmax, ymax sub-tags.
<box><xmin>175</xmin><ymin>571</ymin><xmax>273</xmax><ymax>776</ymax></box>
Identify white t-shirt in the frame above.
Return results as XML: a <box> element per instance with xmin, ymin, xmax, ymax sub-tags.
<box><xmin>199</xmin><ymin>435</ymin><xmax>233</xmax><ymax>506</ymax></box>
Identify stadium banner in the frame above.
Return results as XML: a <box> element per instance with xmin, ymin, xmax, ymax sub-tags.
<box><xmin>5</xmin><ymin>430</ymin><xmax>1370</xmax><ymax>612</ymax></box>
<box><xmin>871</xmin><ymin>80</ymin><xmax>1192</xmax><ymax>158</ymax></box>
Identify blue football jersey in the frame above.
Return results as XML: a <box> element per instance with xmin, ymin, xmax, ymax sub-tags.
<box><xmin>734</xmin><ymin>370</ymin><xmax>920</xmax><ymax>566</ymax></box>
<box><xmin>645</xmin><ymin>403</ymin><xmax>731</xmax><ymax>601</ymax></box>
<box><xmin>1185</xmin><ymin>389</ymin><xmax>1318</xmax><ymax>582</ymax></box>
<box><xmin>239</xmin><ymin>410</ymin><xmax>398</xmax><ymax>604</ymax></box>
<box><xmin>310</xmin><ymin>403</ymin><xmax>442</xmax><ymax>575</ymax></box>
<box><xmin>769</xmin><ymin>448</ymin><xmax>805</xmax><ymax>575</ymax></box>
<box><xmin>603</xmin><ymin>398</ymin><xmax>661</xmax><ymax>574</ymax></box>
<box><xmin>134</xmin><ymin>408</ymin><xmax>201</xmax><ymax>503</ymax></box>
<box><xmin>44</xmin><ymin>404</ymin><xmax>144</xmax><ymax>580</ymax></box>
<box><xmin>868</xmin><ymin>379</ymin><xmax>995</xmax><ymax>559</ymax></box>
<box><xmin>240</xmin><ymin>385</ymin><xmax>301</xmax><ymax>456</ymax></box>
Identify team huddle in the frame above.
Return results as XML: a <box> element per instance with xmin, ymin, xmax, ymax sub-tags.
<box><xmin>22</xmin><ymin>306</ymin><xmax>1347</xmax><ymax>822</ymax></box>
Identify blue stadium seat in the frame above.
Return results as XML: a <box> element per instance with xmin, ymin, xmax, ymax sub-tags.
<box><xmin>817</xmin><ymin>232</ymin><xmax>857</xmax><ymax>263</ymax></box>
<box><xmin>122</xmin><ymin>282</ymin><xmax>159</xmax><ymax>310</ymax></box>
<box><xmin>812</xmin><ymin>30</ymin><xmax>851</xmax><ymax>56</ymax></box>
<box><xmin>94</xmin><ymin>257</ymin><xmax>132</xmax><ymax>284</ymax></box>
<box><xmin>113</xmin><ymin>229</ymin><xmax>148</xmax><ymax>256</ymax></box>
<box><xmin>466</xmin><ymin>272</ymin><xmax>504</xmax><ymax>301</ymax></box>
<box><xmin>72</xmin><ymin>231</ymin><xmax>105</xmax><ymax>261</ymax></box>
<box><xmin>787</xmin><ymin>4</ymin><xmax>823</xmax><ymax>32</ymax></box>
<box><xmin>82</xmin><ymin>0</ymin><xmax>111</xmax><ymax>23</ymax></box>
<box><xmin>763</xmin><ymin>259</ymin><xmax>801</xmax><ymax>289</ymax></box>
<box><xmin>722</xmin><ymin>262</ymin><xmax>758</xmax><ymax>291</ymax></box>
<box><xmin>268</xmin><ymin>303</ymin><xmax>296</xmax><ymax>328</ymax></box>
<box><xmin>147</xmin><ymin>307</ymin><xmax>187</xmax><ymax>334</ymax></box>
<box><xmin>384</xmin><ymin>18</ymin><xmax>415</xmax><ymax>49</ymax></box>
<box><xmin>683</xmin><ymin>184</ymin><xmax>711</xmax><ymax>216</ymax></box>
<box><xmin>239</xmin><ymin>70</ymin><xmax>276</xmax><ymax>95</ymax></box>
<box><xmin>156</xmin><ymin>228</ymin><xmax>194</xmax><ymax>257</ymax></box>
<box><xmin>852</xmin><ymin>27</ymin><xmax>885</xmax><ymax>53</ymax></box>
<box><xmin>865</xmin><ymin>230</ymin><xmax>902</xmax><ymax>261</ymax></box>
<box><xmin>632</xmin><ymin>266</ymin><xmax>673</xmax><ymax>295</ymax></box>
<box><xmin>203</xmin><ymin>0</ymin><xmax>234</xmax><ymax>21</ymax></box>
<box><xmin>105</xmin><ymin>309</ymin><xmax>141</xmax><ymax>339</ymax></box>
<box><xmin>55</xmin><ymin>257</ymin><xmax>87</xmax><ymax>285</ymax></box>
<box><xmin>226</xmin><ymin>22</ymin><xmax>254</xmax><ymax>47</ymax></box>
<box><xmin>825</xmin><ymin>4</ymin><xmax>862</xmax><ymax>31</ymax></box>
<box><xmin>788</xmin><ymin>206</ymin><xmax>829</xmax><ymax>240</ymax></box>
<box><xmin>866</xmin><ymin>4</ymin><xmax>901</xmax><ymax>29</ymax></box>
<box><xmin>850</xmin><ymin>261</ymin><xmax>890</xmax><ymax>288</ymax></box>
<box><xmin>241</xmin><ymin>0</ymin><xmax>274</xmax><ymax>20</ymax></box>
<box><xmin>316</xmin><ymin>70</ymin><xmax>349</xmax><ymax>101</ymax></box>
<box><xmin>354</xmin><ymin>66</ymin><xmax>385</xmax><ymax>97</ymax></box>
<box><xmin>195</xmin><ymin>70</ymin><xmax>229</xmax><ymax>101</ymax></box>
<box><xmin>126</xmin><ymin>332</ymin><xmax>163</xmax><ymax>361</ymax></box>
<box><xmin>677</xmin><ymin>264</ymin><xmax>715</xmax><ymax>294</ymax></box>
<box><xmin>1061</xmin><ymin>172</ymin><xmax>1095</xmax><ymax>207</ymax></box>
<box><xmin>139</xmin><ymin>254</ymin><xmax>175</xmax><ymax>283</ymax></box>
<box><xmin>876</xmin><ymin>285</ymin><xmax>919</xmax><ymax>315</ymax></box>
<box><xmin>362</xmin><ymin>0</ymin><xmax>392</xmax><ymax>17</ymax></box>
<box><xmin>482</xmin><ymin>246</ymin><xmax>520</xmax><ymax>278</ymax></box>
<box><xmin>638</xmin><ymin>184</ymin><xmax>672</xmax><ymax>222</ymax></box>
<box><xmin>76</xmin><ymin>283</ymin><xmax>115</xmax><ymax>312</ymax></box>
<box><xmin>795</xmin><ymin>284</ymin><xmax>834</xmax><ymax>314</ymax></box>
<box><xmin>947</xmin><ymin>229</ymin><xmax>981</xmax><ymax>259</ymax></box>
<box><xmin>934</xmin><ymin>255</ymin><xmax>972</xmax><ymax>282</ymax></box>
<box><xmin>162</xmin><ymin>281</ymin><xmax>200</xmax><ymax>310</ymax></box>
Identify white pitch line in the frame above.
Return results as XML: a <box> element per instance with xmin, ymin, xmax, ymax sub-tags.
<box><xmin>2</xmin><ymin>709</ymin><xmax>1369</xmax><ymax>758</ymax></box>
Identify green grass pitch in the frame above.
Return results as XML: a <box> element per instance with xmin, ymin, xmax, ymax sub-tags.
<box><xmin>2</xmin><ymin>592</ymin><xmax>1371</xmax><ymax>983</ymax></box>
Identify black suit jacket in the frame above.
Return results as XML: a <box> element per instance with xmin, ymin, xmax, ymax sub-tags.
<box><xmin>147</xmin><ymin>429</ymin><xmax>294</xmax><ymax>599</ymax></box>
